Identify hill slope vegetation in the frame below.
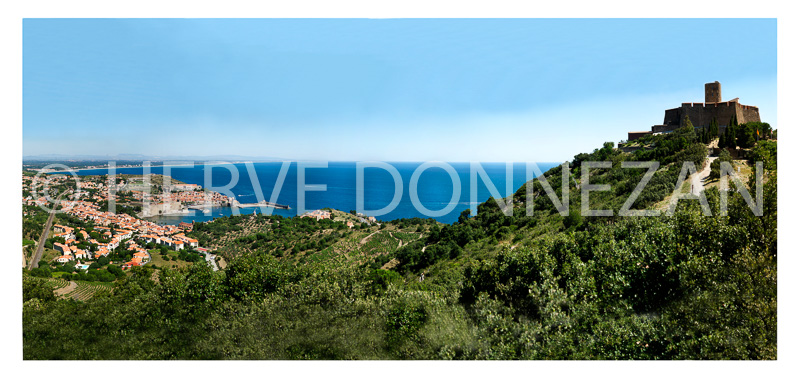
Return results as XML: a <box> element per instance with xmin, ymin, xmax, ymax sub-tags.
<box><xmin>23</xmin><ymin>127</ymin><xmax>777</xmax><ymax>359</ymax></box>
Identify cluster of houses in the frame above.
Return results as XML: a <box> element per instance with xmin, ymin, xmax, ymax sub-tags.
<box><xmin>23</xmin><ymin>174</ymin><xmax>70</xmax><ymax>206</ymax></box>
<box><xmin>167</xmin><ymin>189</ymin><xmax>221</xmax><ymax>204</ymax></box>
<box><xmin>23</xmin><ymin>174</ymin><xmax>210</xmax><ymax>270</ymax></box>
<box><xmin>169</xmin><ymin>183</ymin><xmax>202</xmax><ymax>191</ymax></box>
<box><xmin>46</xmin><ymin>200</ymin><xmax>200</xmax><ymax>269</ymax></box>
<box><xmin>23</xmin><ymin>173</ymin><xmax>69</xmax><ymax>192</ymax></box>
<box><xmin>300</xmin><ymin>209</ymin><xmax>332</xmax><ymax>221</ymax></box>
<box><xmin>354</xmin><ymin>212</ymin><xmax>378</xmax><ymax>224</ymax></box>
<box><xmin>122</xmin><ymin>239</ymin><xmax>152</xmax><ymax>269</ymax></box>
<box><xmin>50</xmin><ymin>223</ymin><xmax>141</xmax><ymax>267</ymax></box>
<box><xmin>299</xmin><ymin>209</ymin><xmax>379</xmax><ymax>229</ymax></box>
<box><xmin>52</xmin><ymin>223</ymin><xmax>154</xmax><ymax>270</ymax></box>
<box><xmin>24</xmin><ymin>173</ymin><xmax>230</xmax><ymax>218</ymax></box>
<box><xmin>138</xmin><ymin>233</ymin><xmax>199</xmax><ymax>251</ymax></box>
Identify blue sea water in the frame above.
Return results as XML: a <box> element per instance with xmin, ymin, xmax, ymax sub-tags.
<box><xmin>73</xmin><ymin>162</ymin><xmax>559</xmax><ymax>225</ymax></box>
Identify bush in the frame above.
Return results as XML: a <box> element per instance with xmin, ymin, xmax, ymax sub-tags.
<box><xmin>749</xmin><ymin>140</ymin><xmax>777</xmax><ymax>171</ymax></box>
<box><xmin>107</xmin><ymin>264</ymin><xmax>124</xmax><ymax>278</ymax></box>
<box><xmin>385</xmin><ymin>302</ymin><xmax>428</xmax><ymax>347</ymax></box>
<box><xmin>30</xmin><ymin>266</ymin><xmax>52</xmax><ymax>278</ymax></box>
<box><xmin>563</xmin><ymin>209</ymin><xmax>583</xmax><ymax>230</ymax></box>
<box><xmin>367</xmin><ymin>269</ymin><xmax>401</xmax><ymax>292</ymax></box>
<box><xmin>710</xmin><ymin>149</ymin><xmax>732</xmax><ymax>180</ymax></box>
<box><xmin>23</xmin><ymin>278</ymin><xmax>56</xmax><ymax>303</ymax></box>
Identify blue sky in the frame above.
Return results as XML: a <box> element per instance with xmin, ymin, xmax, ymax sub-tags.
<box><xmin>23</xmin><ymin>19</ymin><xmax>777</xmax><ymax>162</ymax></box>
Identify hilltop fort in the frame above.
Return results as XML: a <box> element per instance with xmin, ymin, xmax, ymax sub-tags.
<box><xmin>626</xmin><ymin>81</ymin><xmax>761</xmax><ymax>141</ymax></box>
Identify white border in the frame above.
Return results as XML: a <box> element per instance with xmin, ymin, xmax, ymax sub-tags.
<box><xmin>3</xmin><ymin>1</ymin><xmax>797</xmax><ymax>377</ymax></box>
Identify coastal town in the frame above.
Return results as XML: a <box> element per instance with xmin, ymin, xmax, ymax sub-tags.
<box><xmin>23</xmin><ymin>172</ymin><xmax>210</xmax><ymax>273</ymax></box>
<box><xmin>22</xmin><ymin>170</ymin><xmax>378</xmax><ymax>283</ymax></box>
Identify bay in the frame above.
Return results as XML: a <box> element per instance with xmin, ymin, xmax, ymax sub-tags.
<box><xmin>73</xmin><ymin>161</ymin><xmax>560</xmax><ymax>224</ymax></box>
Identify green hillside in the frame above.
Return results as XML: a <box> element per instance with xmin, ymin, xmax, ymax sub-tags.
<box><xmin>23</xmin><ymin>126</ymin><xmax>777</xmax><ymax>359</ymax></box>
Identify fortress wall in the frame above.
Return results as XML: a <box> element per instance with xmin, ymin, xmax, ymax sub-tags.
<box><xmin>671</xmin><ymin>102</ymin><xmax>758</xmax><ymax>131</ymax></box>
<box><xmin>708</xmin><ymin>102</ymin><xmax>738</xmax><ymax>131</ymax></box>
<box><xmin>739</xmin><ymin>105</ymin><xmax>761</xmax><ymax>124</ymax></box>
<box><xmin>652</xmin><ymin>124</ymin><xmax>678</xmax><ymax>133</ymax></box>
<box><xmin>628</xmin><ymin>131</ymin><xmax>652</xmax><ymax>141</ymax></box>
<box><xmin>663</xmin><ymin>108</ymin><xmax>682</xmax><ymax>126</ymax></box>
<box><xmin>682</xmin><ymin>103</ymin><xmax>709</xmax><ymax>127</ymax></box>
<box><xmin>631</xmin><ymin>83</ymin><xmax>763</xmax><ymax>142</ymax></box>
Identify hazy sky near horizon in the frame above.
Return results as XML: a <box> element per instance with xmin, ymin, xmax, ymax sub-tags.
<box><xmin>23</xmin><ymin>19</ymin><xmax>777</xmax><ymax>162</ymax></box>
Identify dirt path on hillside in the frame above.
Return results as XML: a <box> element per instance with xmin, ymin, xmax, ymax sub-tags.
<box><xmin>55</xmin><ymin>281</ymin><xmax>77</xmax><ymax>297</ymax></box>
<box><xmin>359</xmin><ymin>230</ymin><xmax>380</xmax><ymax>245</ymax></box>
<box><xmin>380</xmin><ymin>258</ymin><xmax>399</xmax><ymax>270</ymax></box>
<box><xmin>388</xmin><ymin>232</ymin><xmax>403</xmax><ymax>248</ymax></box>
<box><xmin>692</xmin><ymin>157</ymin><xmax>717</xmax><ymax>196</ymax></box>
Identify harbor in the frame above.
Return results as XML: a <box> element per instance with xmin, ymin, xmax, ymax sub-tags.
<box><xmin>229</xmin><ymin>199</ymin><xmax>291</xmax><ymax>210</ymax></box>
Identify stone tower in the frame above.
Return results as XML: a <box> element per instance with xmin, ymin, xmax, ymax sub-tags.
<box><xmin>705</xmin><ymin>81</ymin><xmax>721</xmax><ymax>103</ymax></box>
<box><xmin>625</xmin><ymin>81</ymin><xmax>762</xmax><ymax>142</ymax></box>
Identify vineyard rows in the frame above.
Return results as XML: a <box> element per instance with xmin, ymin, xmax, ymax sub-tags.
<box><xmin>65</xmin><ymin>282</ymin><xmax>113</xmax><ymax>301</ymax></box>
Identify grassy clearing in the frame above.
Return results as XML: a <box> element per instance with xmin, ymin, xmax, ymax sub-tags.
<box><xmin>148</xmin><ymin>251</ymin><xmax>194</xmax><ymax>269</ymax></box>
<box><xmin>733</xmin><ymin>160</ymin><xmax>753</xmax><ymax>180</ymax></box>
<box><xmin>42</xmin><ymin>248</ymin><xmax>61</xmax><ymax>264</ymax></box>
<box><xmin>703</xmin><ymin>160</ymin><xmax>753</xmax><ymax>192</ymax></box>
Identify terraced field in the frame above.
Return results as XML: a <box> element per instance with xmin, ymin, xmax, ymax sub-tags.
<box><xmin>64</xmin><ymin>281</ymin><xmax>114</xmax><ymax>301</ymax></box>
<box><xmin>359</xmin><ymin>231</ymin><xmax>400</xmax><ymax>256</ymax></box>
<box><xmin>24</xmin><ymin>276</ymin><xmax>70</xmax><ymax>290</ymax></box>
<box><xmin>391</xmin><ymin>231</ymin><xmax>423</xmax><ymax>246</ymax></box>
<box><xmin>190</xmin><ymin>209</ymin><xmax>434</xmax><ymax>268</ymax></box>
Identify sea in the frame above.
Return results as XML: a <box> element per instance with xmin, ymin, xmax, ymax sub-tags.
<box><xmin>73</xmin><ymin>162</ymin><xmax>560</xmax><ymax>225</ymax></box>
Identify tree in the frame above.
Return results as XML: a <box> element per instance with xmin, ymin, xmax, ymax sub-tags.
<box><xmin>564</xmin><ymin>209</ymin><xmax>583</xmax><ymax>230</ymax></box>
<box><xmin>719</xmin><ymin>126</ymin><xmax>727</xmax><ymax>148</ymax></box>
<box><xmin>710</xmin><ymin>149</ymin><xmax>732</xmax><ymax>180</ymax></box>
<box><xmin>749</xmin><ymin>140</ymin><xmax>777</xmax><ymax>171</ymax></box>
<box><xmin>23</xmin><ymin>278</ymin><xmax>56</xmax><ymax>303</ymax></box>
<box><xmin>681</xmin><ymin>115</ymin><xmax>694</xmax><ymax>128</ymax></box>
<box><xmin>744</xmin><ymin>132</ymin><xmax>756</xmax><ymax>149</ymax></box>
<box><xmin>29</xmin><ymin>266</ymin><xmax>52</xmax><ymax>278</ymax></box>
<box><xmin>721</xmin><ymin>114</ymin><xmax>739</xmax><ymax>149</ymax></box>
<box><xmin>107</xmin><ymin>264</ymin><xmax>125</xmax><ymax>278</ymax></box>
<box><xmin>367</xmin><ymin>269</ymin><xmax>401</xmax><ymax>292</ymax></box>
<box><xmin>710</xmin><ymin>117</ymin><xmax>719</xmax><ymax>139</ymax></box>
